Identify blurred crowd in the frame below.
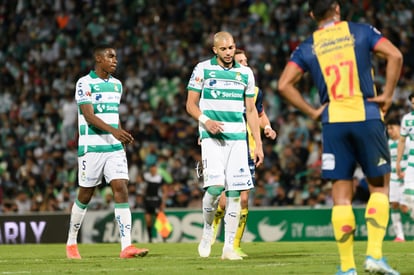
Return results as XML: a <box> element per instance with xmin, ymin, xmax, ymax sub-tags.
<box><xmin>1</xmin><ymin>0</ymin><xmax>414</xmax><ymax>214</ymax></box>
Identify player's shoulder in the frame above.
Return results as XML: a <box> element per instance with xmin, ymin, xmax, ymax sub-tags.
<box><xmin>201</xmin><ymin>57</ymin><xmax>216</xmax><ymax>67</ymax></box>
<box><xmin>76</xmin><ymin>73</ymin><xmax>92</xmax><ymax>86</ymax></box>
<box><xmin>402</xmin><ymin>111</ymin><xmax>414</xmax><ymax>120</ymax></box>
<box><xmin>79</xmin><ymin>72</ymin><xmax>92</xmax><ymax>80</ymax></box>
<box><xmin>192</xmin><ymin>58</ymin><xmax>215</xmax><ymax>72</ymax></box>
<box><xmin>292</xmin><ymin>35</ymin><xmax>313</xmax><ymax>55</ymax></box>
<box><xmin>110</xmin><ymin>75</ymin><xmax>122</xmax><ymax>84</ymax></box>
<box><xmin>77</xmin><ymin>70</ymin><xmax>96</xmax><ymax>82</ymax></box>
<box><xmin>347</xmin><ymin>21</ymin><xmax>381</xmax><ymax>35</ymax></box>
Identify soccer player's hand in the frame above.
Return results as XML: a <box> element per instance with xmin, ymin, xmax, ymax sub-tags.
<box><xmin>254</xmin><ymin>147</ymin><xmax>264</xmax><ymax>167</ymax></box>
<box><xmin>310</xmin><ymin>103</ymin><xmax>327</xmax><ymax>121</ymax></box>
<box><xmin>204</xmin><ymin>120</ymin><xmax>224</xmax><ymax>135</ymax></box>
<box><xmin>113</xmin><ymin>129</ymin><xmax>134</xmax><ymax>144</ymax></box>
<box><xmin>367</xmin><ymin>94</ymin><xmax>392</xmax><ymax>115</ymax></box>
<box><xmin>264</xmin><ymin>127</ymin><xmax>277</xmax><ymax>140</ymax></box>
<box><xmin>396</xmin><ymin>162</ymin><xmax>404</xmax><ymax>179</ymax></box>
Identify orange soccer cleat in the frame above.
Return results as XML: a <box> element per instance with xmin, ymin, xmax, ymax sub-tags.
<box><xmin>120</xmin><ymin>245</ymin><xmax>149</xmax><ymax>259</ymax></box>
<box><xmin>66</xmin><ymin>244</ymin><xmax>81</xmax><ymax>259</ymax></box>
<box><xmin>393</xmin><ymin>237</ymin><xmax>405</xmax><ymax>242</ymax></box>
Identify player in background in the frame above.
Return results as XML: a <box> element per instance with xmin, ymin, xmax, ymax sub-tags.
<box><xmin>396</xmin><ymin>93</ymin><xmax>414</xmax><ymax>228</ymax></box>
<box><xmin>277</xmin><ymin>1</ymin><xmax>402</xmax><ymax>274</ymax></box>
<box><xmin>386</xmin><ymin>119</ymin><xmax>410</xmax><ymax>242</ymax></box>
<box><xmin>186</xmin><ymin>31</ymin><xmax>263</xmax><ymax>260</ymax></box>
<box><xmin>66</xmin><ymin>44</ymin><xmax>149</xmax><ymax>259</ymax></box>
<box><xmin>211</xmin><ymin>49</ymin><xmax>277</xmax><ymax>257</ymax></box>
<box><xmin>142</xmin><ymin>163</ymin><xmax>168</xmax><ymax>243</ymax></box>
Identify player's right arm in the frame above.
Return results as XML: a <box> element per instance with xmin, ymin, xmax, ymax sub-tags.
<box><xmin>396</xmin><ymin>135</ymin><xmax>407</xmax><ymax>178</ymax></box>
<box><xmin>79</xmin><ymin>104</ymin><xmax>133</xmax><ymax>144</ymax></box>
<box><xmin>186</xmin><ymin>63</ymin><xmax>224</xmax><ymax>135</ymax></box>
<box><xmin>76</xmin><ymin>79</ymin><xmax>133</xmax><ymax>144</ymax></box>
<box><xmin>277</xmin><ymin>63</ymin><xmax>326</xmax><ymax>121</ymax></box>
<box><xmin>186</xmin><ymin>90</ymin><xmax>224</xmax><ymax>135</ymax></box>
<box><xmin>256</xmin><ymin>88</ymin><xmax>277</xmax><ymax>140</ymax></box>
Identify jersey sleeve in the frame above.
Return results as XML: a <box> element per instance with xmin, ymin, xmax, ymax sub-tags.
<box><xmin>367</xmin><ymin>24</ymin><xmax>384</xmax><ymax>50</ymax></box>
<box><xmin>75</xmin><ymin>77</ymin><xmax>92</xmax><ymax>105</ymax></box>
<box><xmin>187</xmin><ymin>63</ymin><xmax>203</xmax><ymax>93</ymax></box>
<box><xmin>289</xmin><ymin>45</ymin><xmax>308</xmax><ymax>73</ymax></box>
<box><xmin>245</xmin><ymin>67</ymin><xmax>256</xmax><ymax>98</ymax></box>
<box><xmin>400</xmin><ymin>115</ymin><xmax>409</xmax><ymax>137</ymax></box>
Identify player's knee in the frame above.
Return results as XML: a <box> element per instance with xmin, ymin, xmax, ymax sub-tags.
<box><xmin>240</xmin><ymin>191</ymin><xmax>249</xmax><ymax>208</ymax></box>
<box><xmin>367</xmin><ymin>176</ymin><xmax>385</xmax><ymax>187</ymax></box>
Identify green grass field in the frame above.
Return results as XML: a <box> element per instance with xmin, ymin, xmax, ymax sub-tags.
<box><xmin>0</xmin><ymin>241</ymin><xmax>412</xmax><ymax>275</ymax></box>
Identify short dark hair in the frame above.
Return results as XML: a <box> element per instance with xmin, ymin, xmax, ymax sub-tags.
<box><xmin>386</xmin><ymin>118</ymin><xmax>400</xmax><ymax>126</ymax></box>
<box><xmin>235</xmin><ymin>49</ymin><xmax>246</xmax><ymax>55</ymax></box>
<box><xmin>308</xmin><ymin>0</ymin><xmax>339</xmax><ymax>21</ymax></box>
<box><xmin>93</xmin><ymin>43</ymin><xmax>113</xmax><ymax>56</ymax></box>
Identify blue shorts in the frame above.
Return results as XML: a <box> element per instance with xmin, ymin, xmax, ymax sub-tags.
<box><xmin>321</xmin><ymin>120</ymin><xmax>390</xmax><ymax>180</ymax></box>
<box><xmin>248</xmin><ymin>154</ymin><xmax>256</xmax><ymax>185</ymax></box>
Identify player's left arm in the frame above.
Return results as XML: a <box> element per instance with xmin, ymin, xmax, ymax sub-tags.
<box><xmin>246</xmin><ymin>96</ymin><xmax>263</xmax><ymax>167</ymax></box>
<box><xmin>256</xmin><ymin>89</ymin><xmax>277</xmax><ymax>140</ymax></box>
<box><xmin>368</xmin><ymin>38</ymin><xmax>403</xmax><ymax>113</ymax></box>
<box><xmin>396</xmin><ymin>135</ymin><xmax>407</xmax><ymax>179</ymax></box>
<box><xmin>80</xmin><ymin>104</ymin><xmax>133</xmax><ymax>144</ymax></box>
<box><xmin>259</xmin><ymin>112</ymin><xmax>277</xmax><ymax>140</ymax></box>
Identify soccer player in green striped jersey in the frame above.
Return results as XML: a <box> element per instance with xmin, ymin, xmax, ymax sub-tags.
<box><xmin>396</xmin><ymin>93</ymin><xmax>414</xmax><ymax>229</ymax></box>
<box><xmin>212</xmin><ymin>49</ymin><xmax>277</xmax><ymax>258</ymax></box>
<box><xmin>187</xmin><ymin>31</ymin><xmax>264</xmax><ymax>260</ymax></box>
<box><xmin>66</xmin><ymin>44</ymin><xmax>148</xmax><ymax>259</ymax></box>
<box><xmin>386</xmin><ymin>119</ymin><xmax>410</xmax><ymax>242</ymax></box>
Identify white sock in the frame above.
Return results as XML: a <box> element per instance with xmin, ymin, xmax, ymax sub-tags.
<box><xmin>224</xmin><ymin>195</ymin><xmax>241</xmax><ymax>250</ymax></box>
<box><xmin>114</xmin><ymin>204</ymin><xmax>132</xmax><ymax>250</ymax></box>
<box><xmin>67</xmin><ymin>201</ymin><xmax>87</xmax><ymax>245</ymax></box>
<box><xmin>202</xmin><ymin>191</ymin><xmax>219</xmax><ymax>225</ymax></box>
<box><xmin>391</xmin><ymin>211</ymin><xmax>404</xmax><ymax>239</ymax></box>
<box><xmin>409</xmin><ymin>205</ymin><xmax>414</xmax><ymax>221</ymax></box>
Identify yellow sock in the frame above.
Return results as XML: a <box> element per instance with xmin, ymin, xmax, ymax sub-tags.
<box><xmin>332</xmin><ymin>205</ymin><xmax>356</xmax><ymax>271</ymax></box>
<box><xmin>365</xmin><ymin>192</ymin><xmax>389</xmax><ymax>259</ymax></box>
<box><xmin>214</xmin><ymin>205</ymin><xmax>225</xmax><ymax>224</ymax></box>
<box><xmin>234</xmin><ymin>208</ymin><xmax>248</xmax><ymax>249</ymax></box>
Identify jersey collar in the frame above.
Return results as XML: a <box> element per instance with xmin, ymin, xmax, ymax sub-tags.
<box><xmin>210</xmin><ymin>56</ymin><xmax>241</xmax><ymax>69</ymax></box>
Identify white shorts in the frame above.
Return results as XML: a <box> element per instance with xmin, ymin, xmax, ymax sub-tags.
<box><xmin>201</xmin><ymin>139</ymin><xmax>253</xmax><ymax>191</ymax></box>
<box><xmin>389</xmin><ymin>180</ymin><xmax>404</xmax><ymax>204</ymax></box>
<box><xmin>78</xmin><ymin>150</ymin><xmax>129</xmax><ymax>187</ymax></box>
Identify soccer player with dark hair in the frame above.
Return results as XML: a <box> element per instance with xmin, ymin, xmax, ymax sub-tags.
<box><xmin>277</xmin><ymin>1</ymin><xmax>402</xmax><ymax>274</ymax></box>
<box><xmin>66</xmin><ymin>44</ymin><xmax>149</xmax><ymax>259</ymax></box>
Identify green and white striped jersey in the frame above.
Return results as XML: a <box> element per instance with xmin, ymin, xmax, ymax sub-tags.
<box><xmin>400</xmin><ymin>112</ymin><xmax>414</xmax><ymax>168</ymax></box>
<box><xmin>388</xmin><ymin>138</ymin><xmax>408</xmax><ymax>184</ymax></box>
<box><xmin>75</xmin><ymin>70</ymin><xmax>123</xmax><ymax>156</ymax></box>
<box><xmin>187</xmin><ymin>56</ymin><xmax>255</xmax><ymax>141</ymax></box>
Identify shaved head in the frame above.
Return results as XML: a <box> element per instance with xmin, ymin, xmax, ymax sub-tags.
<box><xmin>213</xmin><ymin>31</ymin><xmax>234</xmax><ymax>47</ymax></box>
